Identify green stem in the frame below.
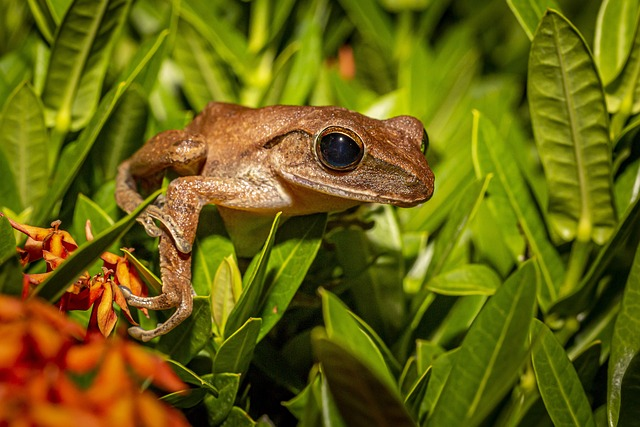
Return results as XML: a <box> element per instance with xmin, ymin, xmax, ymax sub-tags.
<box><xmin>559</xmin><ymin>236</ymin><xmax>592</xmax><ymax>298</ymax></box>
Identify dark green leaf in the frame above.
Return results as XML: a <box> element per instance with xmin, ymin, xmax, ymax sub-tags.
<box><xmin>617</xmin><ymin>350</ymin><xmax>640</xmax><ymax>426</ymax></box>
<box><xmin>157</xmin><ymin>296</ymin><xmax>212</xmax><ymax>365</ymax></box>
<box><xmin>531</xmin><ymin>320</ymin><xmax>596</xmax><ymax>427</ymax></box>
<box><xmin>506</xmin><ymin>0</ymin><xmax>560</xmax><ymax>39</ymax></box>
<box><xmin>312</xmin><ymin>332</ymin><xmax>415</xmax><ymax>427</ymax></box>
<box><xmin>0</xmin><ymin>215</ymin><xmax>22</xmax><ymax>295</ymax></box>
<box><xmin>26</xmin><ymin>0</ymin><xmax>59</xmax><ymax>44</ymax></box>
<box><xmin>336</xmin><ymin>0</ymin><xmax>393</xmax><ymax>53</ymax></box>
<box><xmin>608</xmin><ymin>241</ymin><xmax>640</xmax><ymax>426</ymax></box>
<box><xmin>213</xmin><ymin>317</ymin><xmax>261</xmax><ymax>375</ymax></box>
<box><xmin>204</xmin><ymin>373</ymin><xmax>241</xmax><ymax>425</ymax></box>
<box><xmin>31</xmin><ymin>189</ymin><xmax>161</xmax><ymax>302</ymax></box>
<box><xmin>427</xmin><ymin>264</ymin><xmax>500</xmax><ymax>296</ymax></box>
<box><xmin>529</xmin><ymin>9</ymin><xmax>616</xmax><ymax>245</ymax></box>
<box><xmin>605</xmin><ymin>12</ymin><xmax>640</xmax><ymax>117</ymax></box>
<box><xmin>428</xmin><ymin>261</ymin><xmax>538</xmax><ymax>426</ymax></box>
<box><xmin>0</xmin><ymin>147</ymin><xmax>21</xmax><ymax>213</ymax></box>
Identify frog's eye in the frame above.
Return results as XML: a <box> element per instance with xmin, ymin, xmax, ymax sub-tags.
<box><xmin>421</xmin><ymin>129</ymin><xmax>429</xmax><ymax>156</ymax></box>
<box><xmin>315</xmin><ymin>127</ymin><xmax>364</xmax><ymax>171</ymax></box>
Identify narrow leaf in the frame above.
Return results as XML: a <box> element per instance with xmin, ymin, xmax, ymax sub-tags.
<box><xmin>428</xmin><ymin>261</ymin><xmax>538</xmax><ymax>427</ymax></box>
<box><xmin>336</xmin><ymin>0</ymin><xmax>394</xmax><ymax>54</ymax></box>
<box><xmin>507</xmin><ymin>0</ymin><xmax>561</xmax><ymax>39</ymax></box>
<box><xmin>529</xmin><ymin>9</ymin><xmax>616</xmax><ymax>245</ymax></box>
<box><xmin>211</xmin><ymin>255</ymin><xmax>243</xmax><ymax>333</ymax></box>
<box><xmin>472</xmin><ymin>110</ymin><xmax>564</xmax><ymax>310</ymax></box>
<box><xmin>42</xmin><ymin>0</ymin><xmax>131</xmax><ymax>132</ymax></box>
<box><xmin>0</xmin><ymin>215</ymin><xmax>22</xmax><ymax>295</ymax></box>
<box><xmin>594</xmin><ymin>0</ymin><xmax>639</xmax><ymax>85</ymax></box>
<box><xmin>605</xmin><ymin>12</ymin><xmax>640</xmax><ymax>116</ymax></box>
<box><xmin>213</xmin><ymin>317</ymin><xmax>261</xmax><ymax>375</ymax></box>
<box><xmin>0</xmin><ymin>145</ymin><xmax>21</xmax><ymax>213</ymax></box>
<box><xmin>0</xmin><ymin>82</ymin><xmax>49</xmax><ymax>211</ymax></box>
<box><xmin>31</xmin><ymin>189</ymin><xmax>161</xmax><ymax>302</ymax></box>
<box><xmin>608</xmin><ymin>242</ymin><xmax>640</xmax><ymax>426</ymax></box>
<box><xmin>531</xmin><ymin>320</ymin><xmax>596</xmax><ymax>427</ymax></box>
<box><xmin>427</xmin><ymin>264</ymin><xmax>500</xmax><ymax>296</ymax></box>
<box><xmin>27</xmin><ymin>0</ymin><xmax>59</xmax><ymax>44</ymax></box>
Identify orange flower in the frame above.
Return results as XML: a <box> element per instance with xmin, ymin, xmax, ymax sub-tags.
<box><xmin>4</xmin><ymin>215</ymin><xmax>151</xmax><ymax>338</ymax></box>
<box><xmin>0</xmin><ymin>295</ymin><xmax>189</xmax><ymax>427</ymax></box>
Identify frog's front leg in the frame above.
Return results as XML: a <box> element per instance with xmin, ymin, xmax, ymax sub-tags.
<box><xmin>123</xmin><ymin>175</ymin><xmax>288</xmax><ymax>341</ymax></box>
<box><xmin>115</xmin><ymin>130</ymin><xmax>207</xmax><ymax>253</ymax></box>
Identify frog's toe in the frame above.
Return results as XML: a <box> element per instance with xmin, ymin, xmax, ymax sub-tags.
<box><xmin>138</xmin><ymin>215</ymin><xmax>163</xmax><ymax>237</ymax></box>
<box><xmin>128</xmin><ymin>326</ymin><xmax>156</xmax><ymax>342</ymax></box>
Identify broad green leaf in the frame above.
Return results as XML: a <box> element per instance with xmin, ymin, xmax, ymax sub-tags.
<box><xmin>427</xmin><ymin>264</ymin><xmax>500</xmax><ymax>296</ymax></box>
<box><xmin>211</xmin><ymin>255</ymin><xmax>243</xmax><ymax>334</ymax></box>
<box><xmin>430</xmin><ymin>295</ymin><xmax>488</xmax><ymax>348</ymax></box>
<box><xmin>320</xmin><ymin>288</ymin><xmax>397</xmax><ymax>391</ymax></box>
<box><xmin>203</xmin><ymin>373</ymin><xmax>241</xmax><ymax>425</ymax></box>
<box><xmin>42</xmin><ymin>0</ymin><xmax>132</xmax><ymax>134</ymax></box>
<box><xmin>157</xmin><ymin>296</ymin><xmax>212</xmax><ymax>365</ymax></box>
<box><xmin>174</xmin><ymin>19</ymin><xmax>236</xmax><ymax>109</ymax></box>
<box><xmin>506</xmin><ymin>0</ymin><xmax>560</xmax><ymax>39</ymax></box>
<box><xmin>224</xmin><ymin>213</ymin><xmax>280</xmax><ymax>337</ymax></box>
<box><xmin>594</xmin><ymin>0</ymin><xmax>639</xmax><ymax>85</ymax></box>
<box><xmin>213</xmin><ymin>317</ymin><xmax>261</xmax><ymax>375</ymax></box>
<box><xmin>30</xmin><ymin>189</ymin><xmax>161</xmax><ymax>302</ymax></box>
<box><xmin>608</xmin><ymin>241</ymin><xmax>640</xmax><ymax>426</ymax></box>
<box><xmin>617</xmin><ymin>351</ymin><xmax>640</xmax><ymax>426</ymax></box>
<box><xmin>166</xmin><ymin>359</ymin><xmax>217</xmax><ymax>392</ymax></box>
<box><xmin>472</xmin><ymin>110</ymin><xmax>564</xmax><ymax>311</ymax></box>
<box><xmin>428</xmin><ymin>261</ymin><xmax>538</xmax><ymax>427</ymax></box>
<box><xmin>192</xmin><ymin>232</ymin><xmax>235</xmax><ymax>297</ymax></box>
<box><xmin>530</xmin><ymin>320</ymin><xmax>596</xmax><ymax>427</ymax></box>
<box><xmin>220</xmin><ymin>406</ymin><xmax>255</xmax><ymax>426</ymax></box>
<box><xmin>405</xmin><ymin>367</ymin><xmax>431</xmax><ymax>424</ymax></box>
<box><xmin>529</xmin><ymin>10</ymin><xmax>616</xmax><ymax>245</ymax></box>
<box><xmin>312</xmin><ymin>332</ymin><xmax>415</xmax><ymax>427</ymax></box>
<box><xmin>33</xmin><ymin>31</ymin><xmax>167</xmax><ymax>225</ymax></box>
<box><xmin>258</xmin><ymin>213</ymin><xmax>326</xmax><ymax>340</ymax></box>
<box><xmin>419</xmin><ymin>348</ymin><xmax>458</xmax><ymax>419</ymax></box>
<box><xmin>0</xmin><ymin>82</ymin><xmax>48</xmax><ymax>211</ymax></box>
<box><xmin>336</xmin><ymin>0</ymin><xmax>394</xmax><ymax>53</ymax></box>
<box><xmin>71</xmin><ymin>193</ymin><xmax>114</xmax><ymax>246</ymax></box>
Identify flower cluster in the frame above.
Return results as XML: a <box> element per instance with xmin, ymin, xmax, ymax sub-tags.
<box><xmin>5</xmin><ymin>215</ymin><xmax>148</xmax><ymax>337</ymax></box>
<box><xmin>0</xmin><ymin>295</ymin><xmax>189</xmax><ymax>426</ymax></box>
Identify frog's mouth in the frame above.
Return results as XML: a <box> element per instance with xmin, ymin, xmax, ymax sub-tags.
<box><xmin>280</xmin><ymin>171</ymin><xmax>432</xmax><ymax>208</ymax></box>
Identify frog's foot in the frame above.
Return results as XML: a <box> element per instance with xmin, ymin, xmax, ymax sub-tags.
<box><xmin>120</xmin><ymin>286</ymin><xmax>193</xmax><ymax>342</ymax></box>
<box><xmin>140</xmin><ymin>205</ymin><xmax>192</xmax><ymax>253</ymax></box>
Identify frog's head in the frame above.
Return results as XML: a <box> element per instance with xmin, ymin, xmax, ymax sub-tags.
<box><xmin>265</xmin><ymin>106</ymin><xmax>435</xmax><ymax>210</ymax></box>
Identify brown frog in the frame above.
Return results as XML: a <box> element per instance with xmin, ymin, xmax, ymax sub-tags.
<box><xmin>115</xmin><ymin>102</ymin><xmax>434</xmax><ymax>341</ymax></box>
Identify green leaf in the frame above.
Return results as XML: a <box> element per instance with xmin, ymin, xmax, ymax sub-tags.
<box><xmin>506</xmin><ymin>0</ymin><xmax>560</xmax><ymax>40</ymax></box>
<box><xmin>157</xmin><ymin>296</ymin><xmax>212</xmax><ymax>365</ymax></box>
<box><xmin>421</xmin><ymin>348</ymin><xmax>457</xmax><ymax>417</ymax></box>
<box><xmin>0</xmin><ymin>145</ymin><xmax>21</xmax><ymax>213</ymax></box>
<box><xmin>204</xmin><ymin>373</ymin><xmax>241</xmax><ymax>425</ymax></box>
<box><xmin>258</xmin><ymin>213</ymin><xmax>326</xmax><ymax>340</ymax></box>
<box><xmin>42</xmin><ymin>0</ymin><xmax>132</xmax><ymax>133</ymax></box>
<box><xmin>213</xmin><ymin>317</ymin><xmax>261</xmax><ymax>375</ymax></box>
<box><xmin>336</xmin><ymin>0</ymin><xmax>394</xmax><ymax>54</ymax></box>
<box><xmin>530</xmin><ymin>320</ymin><xmax>596</xmax><ymax>427</ymax></box>
<box><xmin>428</xmin><ymin>261</ymin><xmax>538</xmax><ymax>427</ymax></box>
<box><xmin>312</xmin><ymin>332</ymin><xmax>415</xmax><ymax>427</ymax></box>
<box><xmin>427</xmin><ymin>264</ymin><xmax>500</xmax><ymax>296</ymax></box>
<box><xmin>30</xmin><ymin>189</ymin><xmax>161</xmax><ymax>302</ymax></box>
<box><xmin>224</xmin><ymin>213</ymin><xmax>280</xmax><ymax>337</ymax></box>
<box><xmin>33</xmin><ymin>30</ymin><xmax>167</xmax><ymax>225</ymax></box>
<box><xmin>529</xmin><ymin>9</ymin><xmax>616</xmax><ymax>245</ymax></box>
<box><xmin>121</xmin><ymin>248</ymin><xmax>162</xmax><ymax>295</ymax></box>
<box><xmin>0</xmin><ymin>215</ymin><xmax>22</xmax><ymax>296</ymax></box>
<box><xmin>71</xmin><ymin>193</ymin><xmax>114</xmax><ymax>246</ymax></box>
<box><xmin>211</xmin><ymin>255</ymin><xmax>243</xmax><ymax>334</ymax></box>
<box><xmin>594</xmin><ymin>0</ymin><xmax>639</xmax><ymax>85</ymax></box>
<box><xmin>26</xmin><ymin>0</ymin><xmax>59</xmax><ymax>44</ymax></box>
<box><xmin>0</xmin><ymin>82</ymin><xmax>49</xmax><ymax>211</ymax></box>
<box><xmin>320</xmin><ymin>288</ymin><xmax>397</xmax><ymax>391</ymax></box>
<box><xmin>174</xmin><ymin>19</ymin><xmax>236</xmax><ymax>109</ymax></box>
<box><xmin>605</xmin><ymin>12</ymin><xmax>640</xmax><ymax>117</ymax></box>
<box><xmin>166</xmin><ymin>359</ymin><xmax>217</xmax><ymax>392</ymax></box>
<box><xmin>608</xmin><ymin>242</ymin><xmax>640</xmax><ymax>426</ymax></box>
<box><xmin>617</xmin><ymin>350</ymin><xmax>640</xmax><ymax>426</ymax></box>
<box><xmin>192</xmin><ymin>232</ymin><xmax>235</xmax><ymax>297</ymax></box>
<box><xmin>220</xmin><ymin>406</ymin><xmax>256</xmax><ymax>427</ymax></box>
<box><xmin>472</xmin><ymin>110</ymin><xmax>564</xmax><ymax>311</ymax></box>
<box><xmin>429</xmin><ymin>295</ymin><xmax>488</xmax><ymax>348</ymax></box>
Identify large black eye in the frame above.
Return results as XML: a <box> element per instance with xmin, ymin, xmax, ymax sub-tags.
<box><xmin>315</xmin><ymin>127</ymin><xmax>364</xmax><ymax>171</ymax></box>
<box><xmin>421</xmin><ymin>129</ymin><xmax>429</xmax><ymax>155</ymax></box>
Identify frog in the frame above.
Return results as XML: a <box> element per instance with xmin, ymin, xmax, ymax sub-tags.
<box><xmin>115</xmin><ymin>102</ymin><xmax>435</xmax><ymax>341</ymax></box>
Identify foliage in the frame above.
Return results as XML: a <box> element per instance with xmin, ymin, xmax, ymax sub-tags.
<box><xmin>1</xmin><ymin>0</ymin><xmax>639</xmax><ymax>425</ymax></box>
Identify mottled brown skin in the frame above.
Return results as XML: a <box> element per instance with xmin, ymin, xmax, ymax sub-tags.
<box><xmin>115</xmin><ymin>102</ymin><xmax>434</xmax><ymax>341</ymax></box>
